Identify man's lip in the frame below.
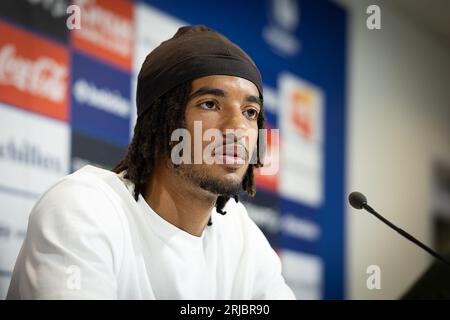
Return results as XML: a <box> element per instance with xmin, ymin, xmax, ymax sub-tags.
<box><xmin>213</xmin><ymin>144</ymin><xmax>247</xmax><ymax>161</ymax></box>
<box><xmin>218</xmin><ymin>154</ymin><xmax>246</xmax><ymax>165</ymax></box>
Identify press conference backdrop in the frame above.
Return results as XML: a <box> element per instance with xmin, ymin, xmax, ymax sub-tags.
<box><xmin>0</xmin><ymin>0</ymin><xmax>347</xmax><ymax>299</ymax></box>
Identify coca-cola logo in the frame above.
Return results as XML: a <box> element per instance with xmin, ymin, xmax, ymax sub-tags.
<box><xmin>0</xmin><ymin>44</ymin><xmax>67</xmax><ymax>103</ymax></box>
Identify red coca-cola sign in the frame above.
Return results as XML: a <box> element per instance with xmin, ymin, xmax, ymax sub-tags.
<box><xmin>0</xmin><ymin>21</ymin><xmax>69</xmax><ymax>121</ymax></box>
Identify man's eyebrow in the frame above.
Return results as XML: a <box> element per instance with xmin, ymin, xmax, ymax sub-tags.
<box><xmin>189</xmin><ymin>86</ymin><xmax>263</xmax><ymax>108</ymax></box>
<box><xmin>245</xmin><ymin>95</ymin><xmax>263</xmax><ymax>108</ymax></box>
<box><xmin>188</xmin><ymin>87</ymin><xmax>226</xmax><ymax>100</ymax></box>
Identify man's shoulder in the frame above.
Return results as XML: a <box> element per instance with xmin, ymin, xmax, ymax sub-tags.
<box><xmin>42</xmin><ymin>165</ymin><xmax>122</xmax><ymax>201</ymax></box>
<box><xmin>30</xmin><ymin>165</ymin><xmax>126</xmax><ymax>226</ymax></box>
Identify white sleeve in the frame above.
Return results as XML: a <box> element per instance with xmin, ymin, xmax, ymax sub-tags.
<box><xmin>7</xmin><ymin>177</ymin><xmax>124</xmax><ymax>300</ymax></box>
<box><xmin>238</xmin><ymin>202</ymin><xmax>296</xmax><ymax>300</ymax></box>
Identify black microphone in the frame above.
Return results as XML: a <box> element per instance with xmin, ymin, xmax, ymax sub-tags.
<box><xmin>349</xmin><ymin>191</ymin><xmax>450</xmax><ymax>268</ymax></box>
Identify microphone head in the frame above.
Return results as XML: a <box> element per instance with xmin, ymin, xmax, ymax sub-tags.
<box><xmin>348</xmin><ymin>191</ymin><xmax>367</xmax><ymax>209</ymax></box>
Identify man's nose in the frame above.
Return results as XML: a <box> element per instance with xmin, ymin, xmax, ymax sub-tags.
<box><xmin>219</xmin><ymin>105</ymin><xmax>248</xmax><ymax>132</ymax></box>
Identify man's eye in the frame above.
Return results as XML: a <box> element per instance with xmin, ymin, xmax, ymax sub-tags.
<box><xmin>244</xmin><ymin>108</ymin><xmax>259</xmax><ymax>119</ymax></box>
<box><xmin>199</xmin><ymin>101</ymin><xmax>217</xmax><ymax>110</ymax></box>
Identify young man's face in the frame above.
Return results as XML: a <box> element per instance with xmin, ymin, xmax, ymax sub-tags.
<box><xmin>172</xmin><ymin>75</ymin><xmax>261</xmax><ymax>196</ymax></box>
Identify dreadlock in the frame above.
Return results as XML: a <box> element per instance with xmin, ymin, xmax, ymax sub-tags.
<box><xmin>113</xmin><ymin>81</ymin><xmax>266</xmax><ymax>224</ymax></box>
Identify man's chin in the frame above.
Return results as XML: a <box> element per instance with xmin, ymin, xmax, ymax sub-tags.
<box><xmin>195</xmin><ymin>168</ymin><xmax>244</xmax><ymax>196</ymax></box>
<box><xmin>199</xmin><ymin>175</ymin><xmax>242</xmax><ymax>196</ymax></box>
<box><xmin>173</xmin><ymin>163</ymin><xmax>245</xmax><ymax>196</ymax></box>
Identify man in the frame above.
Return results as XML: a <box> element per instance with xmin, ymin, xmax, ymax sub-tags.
<box><xmin>7</xmin><ymin>25</ymin><xmax>295</xmax><ymax>299</ymax></box>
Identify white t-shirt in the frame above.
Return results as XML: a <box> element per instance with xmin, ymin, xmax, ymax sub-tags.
<box><xmin>7</xmin><ymin>165</ymin><xmax>295</xmax><ymax>300</ymax></box>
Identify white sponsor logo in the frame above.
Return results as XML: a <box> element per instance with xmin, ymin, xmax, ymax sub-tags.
<box><xmin>263</xmin><ymin>0</ymin><xmax>301</xmax><ymax>56</ymax></box>
<box><xmin>281</xmin><ymin>214</ymin><xmax>321</xmax><ymax>241</ymax></box>
<box><xmin>0</xmin><ymin>104</ymin><xmax>70</xmax><ymax>195</ymax></box>
<box><xmin>0</xmin><ymin>44</ymin><xmax>67</xmax><ymax>102</ymax></box>
<box><xmin>73</xmin><ymin>79</ymin><xmax>130</xmax><ymax>118</ymax></box>
<box><xmin>0</xmin><ymin>139</ymin><xmax>62</xmax><ymax>174</ymax></box>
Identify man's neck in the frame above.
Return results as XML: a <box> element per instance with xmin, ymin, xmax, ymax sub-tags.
<box><xmin>143</xmin><ymin>162</ymin><xmax>216</xmax><ymax>237</ymax></box>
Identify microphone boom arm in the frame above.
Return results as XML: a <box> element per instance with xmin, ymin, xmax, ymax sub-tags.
<box><xmin>362</xmin><ymin>202</ymin><xmax>450</xmax><ymax>268</ymax></box>
<box><xmin>349</xmin><ymin>191</ymin><xmax>450</xmax><ymax>269</ymax></box>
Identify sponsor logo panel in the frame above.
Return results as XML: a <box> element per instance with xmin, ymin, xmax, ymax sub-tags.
<box><xmin>0</xmin><ymin>103</ymin><xmax>70</xmax><ymax>195</ymax></box>
<box><xmin>279</xmin><ymin>72</ymin><xmax>324</xmax><ymax>208</ymax></box>
<box><xmin>71</xmin><ymin>0</ymin><xmax>133</xmax><ymax>71</ymax></box>
<box><xmin>0</xmin><ymin>21</ymin><xmax>69</xmax><ymax>121</ymax></box>
<box><xmin>71</xmin><ymin>51</ymin><xmax>131</xmax><ymax>147</ymax></box>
